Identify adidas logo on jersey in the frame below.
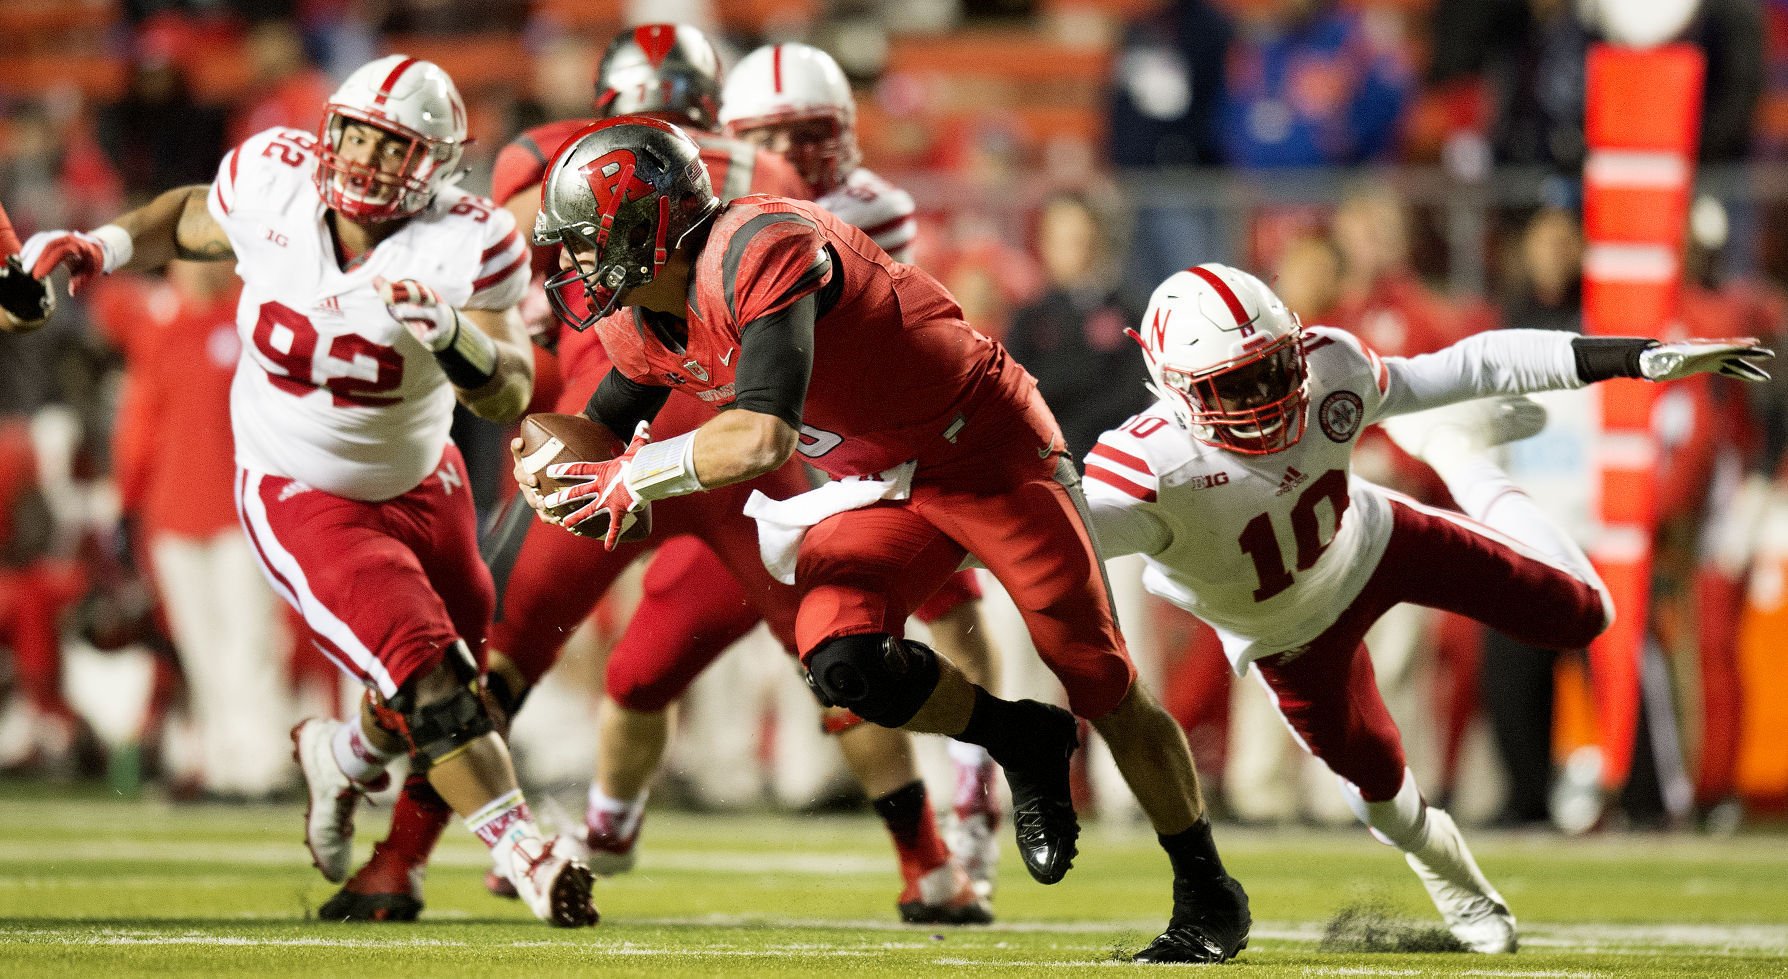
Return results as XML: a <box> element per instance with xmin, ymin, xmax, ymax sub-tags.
<box><xmin>1275</xmin><ymin>466</ymin><xmax>1307</xmax><ymax>496</ymax></box>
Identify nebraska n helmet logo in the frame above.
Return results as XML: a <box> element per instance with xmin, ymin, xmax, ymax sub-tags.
<box><xmin>579</xmin><ymin>149</ymin><xmax>655</xmax><ymax>233</ymax></box>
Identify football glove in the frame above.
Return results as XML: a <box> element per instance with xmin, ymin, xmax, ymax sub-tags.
<box><xmin>1639</xmin><ymin>338</ymin><xmax>1773</xmax><ymax>383</ymax></box>
<box><xmin>539</xmin><ymin>422</ymin><xmax>651</xmax><ymax>550</ymax></box>
<box><xmin>21</xmin><ymin>226</ymin><xmax>132</xmax><ymax>296</ymax></box>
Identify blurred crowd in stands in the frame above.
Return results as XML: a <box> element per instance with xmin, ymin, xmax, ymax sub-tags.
<box><xmin>3</xmin><ymin>0</ymin><xmax>1787</xmax><ymax>834</ymax></box>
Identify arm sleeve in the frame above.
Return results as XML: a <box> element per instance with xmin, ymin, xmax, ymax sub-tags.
<box><xmin>582</xmin><ymin>367</ymin><xmax>671</xmax><ymax>444</ymax></box>
<box><xmin>490</xmin><ymin>135</ymin><xmax>551</xmax><ymax>206</ymax></box>
<box><xmin>726</xmin><ymin>292</ymin><xmax>815</xmax><ymax>429</ymax></box>
<box><xmin>1370</xmin><ymin>328</ymin><xmax>1583</xmax><ymax>423</ymax></box>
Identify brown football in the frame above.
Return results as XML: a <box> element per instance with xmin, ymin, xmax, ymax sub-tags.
<box><xmin>516</xmin><ymin>412</ymin><xmax>652</xmax><ymax>543</ymax></box>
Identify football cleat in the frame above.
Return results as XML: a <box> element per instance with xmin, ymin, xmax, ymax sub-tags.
<box><xmin>898</xmin><ymin>860</ymin><xmax>993</xmax><ymax>925</ymax></box>
<box><xmin>583</xmin><ymin>806</ymin><xmax>641</xmax><ymax>877</ymax></box>
<box><xmin>1408</xmin><ymin>808</ymin><xmax>1517</xmax><ymax>953</ymax></box>
<box><xmin>1002</xmin><ymin>702</ymin><xmax>1080</xmax><ymax>885</ymax></box>
<box><xmin>1379</xmin><ymin>395</ymin><xmax>1548</xmax><ymax>462</ymax></box>
<box><xmin>291</xmin><ymin>719</ymin><xmax>387</xmax><ymax>884</ymax></box>
<box><xmin>1132</xmin><ymin>873</ymin><xmax>1252</xmax><ymax>963</ymax></box>
<box><xmin>318</xmin><ymin>842</ymin><xmax>424</xmax><ymax>922</ymax></box>
<box><xmin>507</xmin><ymin>835</ymin><xmax>600</xmax><ymax>927</ymax></box>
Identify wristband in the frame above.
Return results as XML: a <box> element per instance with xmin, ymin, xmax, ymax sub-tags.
<box><xmin>434</xmin><ymin>310</ymin><xmax>499</xmax><ymax>389</ymax></box>
<box><xmin>1571</xmin><ymin>336</ymin><xmax>1657</xmax><ymax>383</ymax></box>
<box><xmin>626</xmin><ymin>430</ymin><xmax>704</xmax><ymax>501</ymax></box>
<box><xmin>89</xmin><ymin>224</ymin><xmax>134</xmax><ymax>273</ymax></box>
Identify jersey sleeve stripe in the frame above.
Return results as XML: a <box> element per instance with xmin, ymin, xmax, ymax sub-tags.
<box><xmin>472</xmin><ymin>251</ymin><xmax>528</xmax><ymax>294</ymax></box>
<box><xmin>1368</xmin><ymin>348</ymin><xmax>1389</xmax><ymax>394</ymax></box>
<box><xmin>1089</xmin><ymin>442</ymin><xmax>1152</xmax><ymax>475</ymax></box>
<box><xmin>480</xmin><ymin>228</ymin><xmax>521</xmax><ymax>264</ymax></box>
<box><xmin>1086</xmin><ymin>465</ymin><xmax>1158</xmax><ymax>503</ymax></box>
<box><xmin>214</xmin><ymin>149</ymin><xmax>239</xmax><ymax>213</ymax></box>
<box><xmin>213</xmin><ymin>178</ymin><xmax>231</xmax><ymax>216</ymax></box>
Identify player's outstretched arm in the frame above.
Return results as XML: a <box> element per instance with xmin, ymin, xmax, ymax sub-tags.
<box><xmin>21</xmin><ymin>185</ymin><xmax>231</xmax><ymax>296</ymax></box>
<box><xmin>1373</xmin><ymin>329</ymin><xmax>1774</xmax><ymax>423</ymax></box>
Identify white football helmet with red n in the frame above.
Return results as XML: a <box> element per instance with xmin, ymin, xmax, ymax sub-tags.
<box><xmin>1126</xmin><ymin>263</ymin><xmax>1309</xmax><ymax>455</ymax></box>
<box><xmin>719</xmin><ymin>43</ymin><xmax>860</xmax><ymax>194</ymax></box>
<box><xmin>316</xmin><ymin>54</ymin><xmax>467</xmax><ymax>222</ymax></box>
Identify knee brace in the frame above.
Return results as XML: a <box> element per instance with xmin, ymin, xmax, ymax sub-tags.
<box><xmin>803</xmin><ymin>634</ymin><xmax>939</xmax><ymax>728</ymax></box>
<box><xmin>389</xmin><ymin>640</ymin><xmax>495</xmax><ymax>765</ymax></box>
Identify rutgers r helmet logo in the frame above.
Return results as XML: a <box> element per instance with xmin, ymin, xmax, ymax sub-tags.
<box><xmin>580</xmin><ymin>149</ymin><xmax>655</xmax><ymax>225</ymax></box>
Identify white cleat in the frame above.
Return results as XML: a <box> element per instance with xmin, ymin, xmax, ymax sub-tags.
<box><xmin>1380</xmin><ymin>395</ymin><xmax>1548</xmax><ymax>462</ymax></box>
<box><xmin>1407</xmin><ymin>808</ymin><xmax>1517</xmax><ymax>953</ymax></box>
<box><xmin>290</xmin><ymin>719</ymin><xmax>385</xmax><ymax>884</ymax></box>
<box><xmin>506</xmin><ymin>835</ymin><xmax>600</xmax><ymax>927</ymax></box>
<box><xmin>948</xmin><ymin>809</ymin><xmax>1001</xmax><ymax>900</ymax></box>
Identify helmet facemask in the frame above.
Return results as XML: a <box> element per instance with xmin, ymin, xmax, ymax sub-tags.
<box><xmin>316</xmin><ymin>111</ymin><xmax>458</xmax><ymax>222</ymax></box>
<box><xmin>1159</xmin><ymin>331</ymin><xmax>1310</xmax><ymax>455</ymax></box>
<box><xmin>540</xmin><ymin>193</ymin><xmax>672</xmax><ymax>331</ymax></box>
<box><xmin>730</xmin><ymin>112</ymin><xmax>858</xmax><ymax>194</ymax></box>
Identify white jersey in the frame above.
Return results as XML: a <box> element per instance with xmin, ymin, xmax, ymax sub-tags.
<box><xmin>209</xmin><ymin>127</ymin><xmax>529</xmax><ymax>501</ymax></box>
<box><xmin>1085</xmin><ymin>325</ymin><xmax>1583</xmax><ymax>672</ymax></box>
<box><xmin>819</xmin><ymin>166</ymin><xmax>917</xmax><ymax>264</ymax></box>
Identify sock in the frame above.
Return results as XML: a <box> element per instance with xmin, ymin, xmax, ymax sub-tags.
<box><xmin>948</xmin><ymin>740</ymin><xmax>996</xmax><ymax>817</ymax></box>
<box><xmin>332</xmin><ymin>716</ymin><xmax>400</xmax><ymax>785</ymax></box>
<box><xmin>957</xmin><ymin>688</ymin><xmax>1065</xmax><ymax>771</ymax></box>
<box><xmin>1339</xmin><ymin>768</ymin><xmax>1429</xmax><ymax>851</ymax></box>
<box><xmin>466</xmin><ymin>789</ymin><xmax>543</xmax><ymax>877</ymax></box>
<box><xmin>586</xmin><ymin>784</ymin><xmax>647</xmax><ymax>840</ymax></box>
<box><xmin>1160</xmin><ymin>816</ymin><xmax>1232</xmax><ymax>885</ymax></box>
<box><xmin>373</xmin><ymin>772</ymin><xmax>453</xmax><ymax>867</ymax></box>
<box><xmin>872</xmin><ymin>780</ymin><xmax>950</xmax><ymax>887</ymax></box>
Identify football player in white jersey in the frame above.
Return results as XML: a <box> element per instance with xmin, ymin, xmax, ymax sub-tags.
<box><xmin>1084</xmin><ymin>263</ymin><xmax>1770</xmax><ymax>954</ymax></box>
<box><xmin>23</xmin><ymin>55</ymin><xmax>599</xmax><ymax>927</ymax></box>
<box><xmin>720</xmin><ymin>40</ymin><xmax>1007</xmax><ymax>895</ymax></box>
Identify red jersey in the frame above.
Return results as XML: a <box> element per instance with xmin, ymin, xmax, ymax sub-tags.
<box><xmin>94</xmin><ymin>274</ymin><xmax>244</xmax><ymax>538</ymax></box>
<box><xmin>597</xmin><ymin>196</ymin><xmax>1036</xmax><ymax>478</ymax></box>
<box><xmin>490</xmin><ymin>118</ymin><xmax>810</xmax><ymax>388</ymax></box>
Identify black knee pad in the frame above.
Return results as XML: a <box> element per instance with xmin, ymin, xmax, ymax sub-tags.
<box><xmin>390</xmin><ymin>641</ymin><xmax>495</xmax><ymax>764</ymax></box>
<box><xmin>804</xmin><ymin>634</ymin><xmax>940</xmax><ymax>728</ymax></box>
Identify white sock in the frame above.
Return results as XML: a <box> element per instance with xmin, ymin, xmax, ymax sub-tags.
<box><xmin>1339</xmin><ymin>768</ymin><xmax>1429</xmax><ymax>851</ymax></box>
<box><xmin>587</xmin><ymin>784</ymin><xmax>646</xmax><ymax>839</ymax></box>
<box><xmin>1422</xmin><ymin>438</ymin><xmax>1612</xmax><ymax>619</ymax></box>
<box><xmin>330</xmin><ymin>716</ymin><xmax>399</xmax><ymax>785</ymax></box>
<box><xmin>466</xmin><ymin>789</ymin><xmax>542</xmax><ymax>876</ymax></box>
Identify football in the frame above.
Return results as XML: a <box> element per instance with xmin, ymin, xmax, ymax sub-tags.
<box><xmin>516</xmin><ymin>412</ymin><xmax>653</xmax><ymax>543</ymax></box>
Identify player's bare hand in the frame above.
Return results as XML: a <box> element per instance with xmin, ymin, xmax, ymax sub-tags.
<box><xmin>1640</xmin><ymin>338</ymin><xmax>1774</xmax><ymax>383</ymax></box>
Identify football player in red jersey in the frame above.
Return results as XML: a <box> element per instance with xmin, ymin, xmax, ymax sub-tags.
<box><xmin>327</xmin><ymin>25</ymin><xmax>993</xmax><ymax>927</ymax></box>
<box><xmin>521</xmin><ymin>118</ymin><xmax>1250</xmax><ymax>963</ymax></box>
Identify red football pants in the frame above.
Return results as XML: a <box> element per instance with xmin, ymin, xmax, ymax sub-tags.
<box><xmin>236</xmin><ymin>446</ymin><xmax>492</xmax><ymax>699</ymax></box>
<box><xmin>1254</xmin><ymin>495</ymin><xmax>1607</xmax><ymax>802</ymax></box>
<box><xmin>795</xmin><ymin>398</ymin><xmax>1136</xmax><ymax>720</ymax></box>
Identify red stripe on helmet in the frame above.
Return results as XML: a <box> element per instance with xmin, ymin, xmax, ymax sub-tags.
<box><xmin>773</xmin><ymin>45</ymin><xmax>783</xmax><ymax>93</ymax></box>
<box><xmin>372</xmin><ymin>57</ymin><xmax>419</xmax><ymax>106</ymax></box>
<box><xmin>1188</xmin><ymin>265</ymin><xmax>1250</xmax><ymax>328</ymax></box>
<box><xmin>635</xmin><ymin>24</ymin><xmax>676</xmax><ymax>68</ymax></box>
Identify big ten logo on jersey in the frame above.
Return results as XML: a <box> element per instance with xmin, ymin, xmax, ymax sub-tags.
<box><xmin>1188</xmin><ymin>471</ymin><xmax>1229</xmax><ymax>491</ymax></box>
<box><xmin>261</xmin><ymin>131</ymin><xmax>319</xmax><ymax>169</ymax></box>
<box><xmin>252</xmin><ymin>301</ymin><xmax>403</xmax><ymax>408</ymax></box>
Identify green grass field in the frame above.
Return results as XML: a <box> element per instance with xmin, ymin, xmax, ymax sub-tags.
<box><xmin>2</xmin><ymin>784</ymin><xmax>1785</xmax><ymax>977</ymax></box>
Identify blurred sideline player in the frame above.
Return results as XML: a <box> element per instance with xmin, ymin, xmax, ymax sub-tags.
<box><xmin>1084</xmin><ymin>263</ymin><xmax>1770</xmax><ymax>952</ymax></box>
<box><xmin>330</xmin><ymin>25</ymin><xmax>993</xmax><ymax>927</ymax></box>
<box><xmin>525</xmin><ymin>118</ymin><xmax>1252</xmax><ymax>964</ymax></box>
<box><xmin>721</xmin><ymin>38</ymin><xmax>1006</xmax><ymax>887</ymax></box>
<box><xmin>23</xmin><ymin>56</ymin><xmax>598</xmax><ymax>926</ymax></box>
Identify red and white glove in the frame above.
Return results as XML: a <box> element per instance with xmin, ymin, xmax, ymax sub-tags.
<box><xmin>377</xmin><ymin>276</ymin><xmax>459</xmax><ymax>350</ymax></box>
<box><xmin>540</xmin><ymin>422</ymin><xmax>651</xmax><ymax>549</ymax></box>
<box><xmin>20</xmin><ymin>225</ymin><xmax>133</xmax><ymax>295</ymax></box>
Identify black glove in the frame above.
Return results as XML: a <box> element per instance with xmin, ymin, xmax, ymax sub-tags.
<box><xmin>0</xmin><ymin>254</ymin><xmax>53</xmax><ymax>324</ymax></box>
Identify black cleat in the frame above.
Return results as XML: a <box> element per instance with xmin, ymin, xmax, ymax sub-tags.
<box><xmin>1002</xmin><ymin>702</ymin><xmax>1080</xmax><ymax>885</ymax></box>
<box><xmin>1133</xmin><ymin>873</ymin><xmax>1251</xmax><ymax>963</ymax></box>
<box><xmin>318</xmin><ymin>842</ymin><xmax>425</xmax><ymax>922</ymax></box>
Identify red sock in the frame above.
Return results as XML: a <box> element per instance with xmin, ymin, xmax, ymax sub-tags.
<box><xmin>374</xmin><ymin>772</ymin><xmax>453</xmax><ymax>866</ymax></box>
<box><xmin>872</xmin><ymin>781</ymin><xmax>949</xmax><ymax>886</ymax></box>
